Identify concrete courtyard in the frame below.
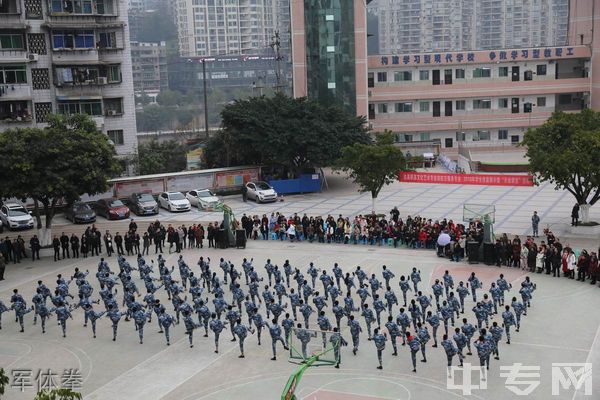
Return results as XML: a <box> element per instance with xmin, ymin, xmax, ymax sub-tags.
<box><xmin>1</xmin><ymin>171</ymin><xmax>600</xmax><ymax>399</ymax></box>
<box><xmin>1</xmin><ymin>238</ymin><xmax>599</xmax><ymax>400</ymax></box>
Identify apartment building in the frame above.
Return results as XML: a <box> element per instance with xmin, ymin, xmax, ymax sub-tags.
<box><xmin>371</xmin><ymin>0</ymin><xmax>569</xmax><ymax>54</ymax></box>
<box><xmin>131</xmin><ymin>40</ymin><xmax>168</xmax><ymax>94</ymax></box>
<box><xmin>0</xmin><ymin>0</ymin><xmax>137</xmax><ymax>158</ymax></box>
<box><xmin>173</xmin><ymin>0</ymin><xmax>280</xmax><ymax>57</ymax></box>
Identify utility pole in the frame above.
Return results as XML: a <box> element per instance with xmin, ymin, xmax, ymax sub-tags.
<box><xmin>201</xmin><ymin>59</ymin><xmax>210</xmax><ymax>139</ymax></box>
<box><xmin>270</xmin><ymin>30</ymin><xmax>285</xmax><ymax>93</ymax></box>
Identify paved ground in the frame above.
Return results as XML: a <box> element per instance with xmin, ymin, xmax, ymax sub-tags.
<box><xmin>1</xmin><ymin>239</ymin><xmax>599</xmax><ymax>400</ymax></box>
<box><xmin>3</xmin><ymin>169</ymin><xmax>600</xmax><ymax>250</ymax></box>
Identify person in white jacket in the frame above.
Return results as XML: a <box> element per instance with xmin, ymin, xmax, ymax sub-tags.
<box><xmin>567</xmin><ymin>250</ymin><xmax>577</xmax><ymax>279</ymax></box>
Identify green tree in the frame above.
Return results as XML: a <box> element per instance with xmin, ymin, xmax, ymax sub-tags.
<box><xmin>0</xmin><ymin>368</ymin><xmax>8</xmax><ymax>398</ymax></box>
<box><xmin>136</xmin><ymin>104</ymin><xmax>172</xmax><ymax>132</ymax></box>
<box><xmin>335</xmin><ymin>131</ymin><xmax>407</xmax><ymax>213</ymax></box>
<box><xmin>156</xmin><ymin>90</ymin><xmax>182</xmax><ymax>107</ymax></box>
<box><xmin>0</xmin><ymin>114</ymin><xmax>121</xmax><ymax>243</ymax></box>
<box><xmin>136</xmin><ymin>92</ymin><xmax>152</xmax><ymax>106</ymax></box>
<box><xmin>521</xmin><ymin>109</ymin><xmax>600</xmax><ymax>223</ymax></box>
<box><xmin>34</xmin><ymin>389</ymin><xmax>82</xmax><ymax>400</ymax></box>
<box><xmin>136</xmin><ymin>140</ymin><xmax>187</xmax><ymax>175</ymax></box>
<box><xmin>204</xmin><ymin>94</ymin><xmax>370</xmax><ymax>172</ymax></box>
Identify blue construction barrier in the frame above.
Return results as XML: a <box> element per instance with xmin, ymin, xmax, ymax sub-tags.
<box><xmin>268</xmin><ymin>174</ymin><xmax>321</xmax><ymax>194</ymax></box>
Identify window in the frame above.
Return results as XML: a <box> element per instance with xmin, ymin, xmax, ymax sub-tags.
<box><xmin>52</xmin><ymin>30</ymin><xmax>95</xmax><ymax>49</ymax></box>
<box><xmin>394</xmin><ymin>71</ymin><xmax>412</xmax><ymax>81</ymax></box>
<box><xmin>0</xmin><ymin>65</ymin><xmax>26</xmax><ymax>84</ymax></box>
<box><xmin>536</xmin><ymin>65</ymin><xmax>547</xmax><ymax>76</ymax></box>
<box><xmin>498</xmin><ymin>129</ymin><xmax>508</xmax><ymax>140</ymax></box>
<box><xmin>473</xmin><ymin>130</ymin><xmax>491</xmax><ymax>141</ymax></box>
<box><xmin>419</xmin><ymin>102</ymin><xmax>429</xmax><ymax>112</ymax></box>
<box><xmin>455</xmin><ymin>100</ymin><xmax>466</xmax><ymax>110</ymax></box>
<box><xmin>419</xmin><ymin>70</ymin><xmax>429</xmax><ymax>80</ymax></box>
<box><xmin>537</xmin><ymin>97</ymin><xmax>546</xmax><ymax>107</ymax></box>
<box><xmin>456</xmin><ymin>131</ymin><xmax>466</xmax><ymax>141</ymax></box>
<box><xmin>395</xmin><ymin>102</ymin><xmax>412</xmax><ymax>112</ymax></box>
<box><xmin>51</xmin><ymin>0</ymin><xmax>114</xmax><ymax>15</ymax></box>
<box><xmin>473</xmin><ymin>68</ymin><xmax>491</xmax><ymax>78</ymax></box>
<box><xmin>107</xmin><ymin>129</ymin><xmax>124</xmax><ymax>145</ymax></box>
<box><xmin>473</xmin><ymin>99</ymin><xmax>491</xmax><ymax>109</ymax></box>
<box><xmin>103</xmin><ymin>98</ymin><xmax>122</xmax><ymax>116</ymax></box>
<box><xmin>455</xmin><ymin>69</ymin><xmax>465</xmax><ymax>79</ymax></box>
<box><xmin>377</xmin><ymin>103</ymin><xmax>387</xmax><ymax>113</ymax></box>
<box><xmin>0</xmin><ymin>33</ymin><xmax>24</xmax><ymax>49</ymax></box>
<box><xmin>420</xmin><ymin>132</ymin><xmax>430</xmax><ymax>141</ymax></box>
<box><xmin>397</xmin><ymin>134</ymin><xmax>413</xmax><ymax>142</ymax></box>
<box><xmin>98</xmin><ymin>32</ymin><xmax>117</xmax><ymax>49</ymax></box>
<box><xmin>57</xmin><ymin>100</ymin><xmax>102</xmax><ymax>116</ymax></box>
<box><xmin>498</xmin><ymin>98</ymin><xmax>509</xmax><ymax>108</ymax></box>
<box><xmin>377</xmin><ymin>72</ymin><xmax>387</xmax><ymax>82</ymax></box>
<box><xmin>499</xmin><ymin>66</ymin><xmax>509</xmax><ymax>77</ymax></box>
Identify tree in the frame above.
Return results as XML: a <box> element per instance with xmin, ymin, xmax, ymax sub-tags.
<box><xmin>204</xmin><ymin>93</ymin><xmax>370</xmax><ymax>173</ymax></box>
<box><xmin>0</xmin><ymin>114</ymin><xmax>121</xmax><ymax>243</ymax></box>
<box><xmin>136</xmin><ymin>91</ymin><xmax>152</xmax><ymax>106</ymax></box>
<box><xmin>136</xmin><ymin>140</ymin><xmax>187</xmax><ymax>175</ymax></box>
<box><xmin>521</xmin><ymin>109</ymin><xmax>600</xmax><ymax>223</ymax></box>
<box><xmin>34</xmin><ymin>389</ymin><xmax>82</xmax><ymax>400</ymax></box>
<box><xmin>136</xmin><ymin>105</ymin><xmax>172</xmax><ymax>132</ymax></box>
<box><xmin>0</xmin><ymin>368</ymin><xmax>8</xmax><ymax>398</ymax></box>
<box><xmin>335</xmin><ymin>131</ymin><xmax>407</xmax><ymax>213</ymax></box>
<box><xmin>156</xmin><ymin>90</ymin><xmax>182</xmax><ymax>107</ymax></box>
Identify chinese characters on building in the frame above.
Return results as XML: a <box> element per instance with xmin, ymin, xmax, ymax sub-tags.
<box><xmin>381</xmin><ymin>47</ymin><xmax>576</xmax><ymax>66</ymax></box>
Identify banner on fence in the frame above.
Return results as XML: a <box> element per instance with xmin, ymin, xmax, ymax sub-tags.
<box><xmin>399</xmin><ymin>172</ymin><xmax>534</xmax><ymax>186</ymax></box>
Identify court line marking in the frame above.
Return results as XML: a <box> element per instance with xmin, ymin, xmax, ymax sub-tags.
<box><xmin>571</xmin><ymin>320</ymin><xmax>600</xmax><ymax>400</ymax></box>
<box><xmin>181</xmin><ymin>370</ymin><xmax>487</xmax><ymax>400</ymax></box>
<box><xmin>300</xmin><ymin>377</ymin><xmax>411</xmax><ymax>400</ymax></box>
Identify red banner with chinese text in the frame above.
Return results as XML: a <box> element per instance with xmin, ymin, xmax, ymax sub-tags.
<box><xmin>399</xmin><ymin>172</ymin><xmax>534</xmax><ymax>186</ymax></box>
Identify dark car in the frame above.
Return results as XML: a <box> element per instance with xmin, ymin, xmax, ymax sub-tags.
<box><xmin>129</xmin><ymin>192</ymin><xmax>159</xmax><ymax>216</ymax></box>
<box><xmin>64</xmin><ymin>201</ymin><xmax>96</xmax><ymax>224</ymax></box>
<box><xmin>94</xmin><ymin>198</ymin><xmax>130</xmax><ymax>220</ymax></box>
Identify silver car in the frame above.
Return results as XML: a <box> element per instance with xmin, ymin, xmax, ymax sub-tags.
<box><xmin>246</xmin><ymin>181</ymin><xmax>278</xmax><ymax>203</ymax></box>
<box><xmin>186</xmin><ymin>189</ymin><xmax>223</xmax><ymax>210</ymax></box>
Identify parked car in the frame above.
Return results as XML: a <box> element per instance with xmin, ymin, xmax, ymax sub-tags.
<box><xmin>186</xmin><ymin>189</ymin><xmax>223</xmax><ymax>210</ymax></box>
<box><xmin>129</xmin><ymin>193</ymin><xmax>159</xmax><ymax>216</ymax></box>
<box><xmin>64</xmin><ymin>201</ymin><xmax>96</xmax><ymax>224</ymax></box>
<box><xmin>158</xmin><ymin>191</ymin><xmax>191</xmax><ymax>212</ymax></box>
<box><xmin>0</xmin><ymin>202</ymin><xmax>34</xmax><ymax>230</ymax></box>
<box><xmin>245</xmin><ymin>181</ymin><xmax>278</xmax><ymax>203</ymax></box>
<box><xmin>94</xmin><ymin>198</ymin><xmax>130</xmax><ymax>220</ymax></box>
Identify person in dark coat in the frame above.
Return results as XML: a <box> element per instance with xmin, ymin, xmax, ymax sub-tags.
<box><xmin>571</xmin><ymin>203</ymin><xmax>580</xmax><ymax>226</ymax></box>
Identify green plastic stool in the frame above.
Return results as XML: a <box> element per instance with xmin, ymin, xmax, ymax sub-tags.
<box><xmin>387</xmin><ymin>238</ymin><xmax>394</xmax><ymax>246</ymax></box>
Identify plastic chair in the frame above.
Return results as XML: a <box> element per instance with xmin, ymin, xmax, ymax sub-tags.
<box><xmin>387</xmin><ymin>238</ymin><xmax>394</xmax><ymax>247</ymax></box>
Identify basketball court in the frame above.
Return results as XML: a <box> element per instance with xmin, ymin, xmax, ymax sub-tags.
<box><xmin>1</xmin><ymin>238</ymin><xmax>599</xmax><ymax>400</ymax></box>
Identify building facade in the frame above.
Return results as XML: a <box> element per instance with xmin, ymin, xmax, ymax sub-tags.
<box><xmin>290</xmin><ymin>0</ymin><xmax>368</xmax><ymax>117</ymax></box>
<box><xmin>174</xmin><ymin>0</ymin><xmax>282</xmax><ymax>58</ymax></box>
<box><xmin>290</xmin><ymin>0</ymin><xmax>600</xmax><ymax>156</ymax></box>
<box><xmin>368</xmin><ymin>46</ymin><xmax>590</xmax><ymax>148</ymax></box>
<box><xmin>371</xmin><ymin>0</ymin><xmax>570</xmax><ymax>54</ymax></box>
<box><xmin>0</xmin><ymin>0</ymin><xmax>137</xmax><ymax>157</ymax></box>
<box><xmin>131</xmin><ymin>41</ymin><xmax>168</xmax><ymax>94</ymax></box>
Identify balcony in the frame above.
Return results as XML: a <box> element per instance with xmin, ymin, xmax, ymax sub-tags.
<box><xmin>0</xmin><ymin>100</ymin><xmax>32</xmax><ymax>123</ymax></box>
<box><xmin>46</xmin><ymin>0</ymin><xmax>119</xmax><ymax>18</ymax></box>
<box><xmin>0</xmin><ymin>85</ymin><xmax>32</xmax><ymax>101</ymax></box>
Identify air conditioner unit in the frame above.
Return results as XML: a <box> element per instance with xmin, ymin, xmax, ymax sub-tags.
<box><xmin>28</xmin><ymin>53</ymin><xmax>39</xmax><ymax>62</ymax></box>
<box><xmin>97</xmin><ymin>77</ymin><xmax>108</xmax><ymax>85</ymax></box>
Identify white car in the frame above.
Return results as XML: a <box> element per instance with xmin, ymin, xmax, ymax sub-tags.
<box><xmin>186</xmin><ymin>189</ymin><xmax>223</xmax><ymax>210</ymax></box>
<box><xmin>158</xmin><ymin>191</ymin><xmax>191</xmax><ymax>212</ymax></box>
<box><xmin>0</xmin><ymin>202</ymin><xmax>34</xmax><ymax>230</ymax></box>
<box><xmin>246</xmin><ymin>181</ymin><xmax>278</xmax><ymax>203</ymax></box>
